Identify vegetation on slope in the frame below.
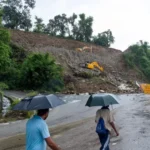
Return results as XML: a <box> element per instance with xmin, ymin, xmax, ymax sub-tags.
<box><xmin>0</xmin><ymin>8</ymin><xmax>64</xmax><ymax>92</ymax></box>
<box><xmin>124</xmin><ymin>41</ymin><xmax>150</xmax><ymax>80</ymax></box>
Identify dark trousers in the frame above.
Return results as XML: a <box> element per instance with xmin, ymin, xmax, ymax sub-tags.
<box><xmin>98</xmin><ymin>131</ymin><xmax>110</xmax><ymax>150</ymax></box>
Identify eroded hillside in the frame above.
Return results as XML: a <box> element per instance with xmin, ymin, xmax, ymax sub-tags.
<box><xmin>10</xmin><ymin>30</ymin><xmax>145</xmax><ymax>93</ymax></box>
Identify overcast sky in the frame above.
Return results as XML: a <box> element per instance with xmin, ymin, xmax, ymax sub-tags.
<box><xmin>31</xmin><ymin>0</ymin><xmax>150</xmax><ymax>51</ymax></box>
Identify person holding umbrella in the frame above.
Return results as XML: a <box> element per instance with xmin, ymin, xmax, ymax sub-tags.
<box><xmin>95</xmin><ymin>105</ymin><xmax>119</xmax><ymax>150</ymax></box>
<box><xmin>86</xmin><ymin>93</ymin><xmax>119</xmax><ymax>150</ymax></box>
<box><xmin>26</xmin><ymin>109</ymin><xmax>61</xmax><ymax>150</ymax></box>
<box><xmin>13</xmin><ymin>94</ymin><xmax>65</xmax><ymax>150</ymax></box>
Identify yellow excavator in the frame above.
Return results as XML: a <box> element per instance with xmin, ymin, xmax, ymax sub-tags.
<box><xmin>87</xmin><ymin>61</ymin><xmax>104</xmax><ymax>72</ymax></box>
<box><xmin>79</xmin><ymin>61</ymin><xmax>104</xmax><ymax>72</ymax></box>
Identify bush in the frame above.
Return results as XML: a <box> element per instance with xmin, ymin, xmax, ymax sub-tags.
<box><xmin>124</xmin><ymin>41</ymin><xmax>150</xmax><ymax>80</ymax></box>
<box><xmin>0</xmin><ymin>82</ymin><xmax>9</xmax><ymax>90</ymax></box>
<box><xmin>8</xmin><ymin>99</ymin><xmax>34</xmax><ymax>119</ymax></box>
<box><xmin>10</xmin><ymin>43</ymin><xmax>28</xmax><ymax>63</ymax></box>
<box><xmin>0</xmin><ymin>65</ymin><xmax>21</xmax><ymax>89</ymax></box>
<box><xmin>92</xmin><ymin>30</ymin><xmax>114</xmax><ymax>47</ymax></box>
<box><xmin>0</xmin><ymin>43</ymin><xmax>27</xmax><ymax>89</ymax></box>
<box><xmin>74</xmin><ymin>71</ymin><xmax>93</xmax><ymax>78</ymax></box>
<box><xmin>21</xmin><ymin>53</ymin><xmax>64</xmax><ymax>91</ymax></box>
<box><xmin>27</xmin><ymin>91</ymin><xmax>39</xmax><ymax>97</ymax></box>
<box><xmin>9</xmin><ymin>99</ymin><xmax>20</xmax><ymax>110</ymax></box>
<box><xmin>0</xmin><ymin>28</ymin><xmax>11</xmax><ymax>72</ymax></box>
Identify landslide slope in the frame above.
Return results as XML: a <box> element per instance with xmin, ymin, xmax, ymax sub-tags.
<box><xmin>10</xmin><ymin>30</ymin><xmax>145</xmax><ymax>93</ymax></box>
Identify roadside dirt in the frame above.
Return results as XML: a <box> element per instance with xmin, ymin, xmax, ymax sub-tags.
<box><xmin>0</xmin><ymin>118</ymin><xmax>95</xmax><ymax>150</ymax></box>
<box><xmin>0</xmin><ymin>117</ymin><xmax>117</xmax><ymax>150</ymax></box>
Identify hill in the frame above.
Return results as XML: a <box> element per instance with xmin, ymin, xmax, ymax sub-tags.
<box><xmin>10</xmin><ymin>30</ymin><xmax>145</xmax><ymax>93</ymax></box>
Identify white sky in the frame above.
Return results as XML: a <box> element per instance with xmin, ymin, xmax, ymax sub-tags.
<box><xmin>31</xmin><ymin>0</ymin><xmax>150</xmax><ymax>51</ymax></box>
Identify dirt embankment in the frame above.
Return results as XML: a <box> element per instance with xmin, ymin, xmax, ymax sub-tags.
<box><xmin>10</xmin><ymin>30</ymin><xmax>145</xmax><ymax>93</ymax></box>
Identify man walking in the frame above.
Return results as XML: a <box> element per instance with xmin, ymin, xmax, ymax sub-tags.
<box><xmin>26</xmin><ymin>109</ymin><xmax>61</xmax><ymax>150</ymax></box>
<box><xmin>95</xmin><ymin>106</ymin><xmax>119</xmax><ymax>150</ymax></box>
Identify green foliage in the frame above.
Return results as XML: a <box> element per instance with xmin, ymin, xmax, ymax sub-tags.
<box><xmin>124</xmin><ymin>53</ymin><xmax>134</xmax><ymax>68</ymax></box>
<box><xmin>74</xmin><ymin>14</ymin><xmax>93</xmax><ymax>42</ymax></box>
<box><xmin>0</xmin><ymin>29</ymin><xmax>10</xmax><ymax>44</ymax></box>
<box><xmin>7</xmin><ymin>98</ymin><xmax>34</xmax><ymax>119</ymax></box>
<box><xmin>26</xmin><ymin>91</ymin><xmax>38</xmax><ymax>97</ymax></box>
<box><xmin>0</xmin><ymin>28</ymin><xmax>11</xmax><ymax>72</ymax></box>
<box><xmin>25</xmin><ymin>0</ymin><xmax>36</xmax><ymax>8</ymax></box>
<box><xmin>124</xmin><ymin>41</ymin><xmax>150</xmax><ymax>80</ymax></box>
<box><xmin>33</xmin><ymin>16</ymin><xmax>45</xmax><ymax>33</ymax></box>
<box><xmin>1</xmin><ymin>65</ymin><xmax>21</xmax><ymax>89</ymax></box>
<box><xmin>0</xmin><ymin>82</ymin><xmax>9</xmax><ymax>90</ymax></box>
<box><xmin>21</xmin><ymin>53</ymin><xmax>64</xmax><ymax>91</ymax></box>
<box><xmin>0</xmin><ymin>8</ymin><xmax>3</xmax><ymax>27</ymax></box>
<box><xmin>1</xmin><ymin>6</ymin><xmax>116</xmax><ymax>46</ymax></box>
<box><xmin>74</xmin><ymin>71</ymin><xmax>93</xmax><ymax>78</ymax></box>
<box><xmin>45</xmin><ymin>13</ymin><xmax>114</xmax><ymax>46</ymax></box>
<box><xmin>0</xmin><ymin>29</ymin><xmax>64</xmax><ymax>92</ymax></box>
<box><xmin>0</xmin><ymin>43</ymin><xmax>27</xmax><ymax>89</ymax></box>
<box><xmin>9</xmin><ymin>99</ymin><xmax>20</xmax><ymax>110</ymax></box>
<box><xmin>45</xmin><ymin>13</ymin><xmax>75</xmax><ymax>37</ymax></box>
<box><xmin>53</xmin><ymin>14</ymin><xmax>68</xmax><ymax>37</ymax></box>
<box><xmin>1</xmin><ymin>0</ymin><xmax>35</xmax><ymax>30</ymax></box>
<box><xmin>26</xmin><ymin>111</ymin><xmax>34</xmax><ymax>118</ymax></box>
<box><xmin>10</xmin><ymin>43</ymin><xmax>28</xmax><ymax>63</ymax></box>
<box><xmin>45</xmin><ymin>13</ymin><xmax>93</xmax><ymax>42</ymax></box>
<box><xmin>92</xmin><ymin>30</ymin><xmax>115</xmax><ymax>47</ymax></box>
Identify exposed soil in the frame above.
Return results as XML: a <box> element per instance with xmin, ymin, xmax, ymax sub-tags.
<box><xmin>10</xmin><ymin>30</ymin><xmax>146</xmax><ymax>93</ymax></box>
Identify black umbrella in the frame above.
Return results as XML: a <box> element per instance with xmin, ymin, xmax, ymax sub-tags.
<box><xmin>13</xmin><ymin>94</ymin><xmax>65</xmax><ymax>110</ymax></box>
<box><xmin>85</xmin><ymin>93</ymin><xmax>119</xmax><ymax>107</ymax></box>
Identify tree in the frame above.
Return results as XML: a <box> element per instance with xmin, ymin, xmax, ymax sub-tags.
<box><xmin>139</xmin><ymin>40</ymin><xmax>150</xmax><ymax>57</ymax></box>
<box><xmin>1</xmin><ymin>0</ymin><xmax>35</xmax><ymax>30</ymax></box>
<box><xmin>45</xmin><ymin>14</ymin><xmax>69</xmax><ymax>37</ymax></box>
<box><xmin>45</xmin><ymin>13</ymin><xmax>93</xmax><ymax>42</ymax></box>
<box><xmin>21</xmin><ymin>53</ymin><xmax>64</xmax><ymax>91</ymax></box>
<box><xmin>20</xmin><ymin>7</ymin><xmax>32</xmax><ymax>31</ymax></box>
<box><xmin>0</xmin><ymin>7</ymin><xmax>2</xmax><ymax>27</ymax></box>
<box><xmin>54</xmin><ymin>14</ymin><xmax>68</xmax><ymax>37</ymax></box>
<box><xmin>66</xmin><ymin>13</ymin><xmax>77</xmax><ymax>38</ymax></box>
<box><xmin>92</xmin><ymin>30</ymin><xmax>115</xmax><ymax>47</ymax></box>
<box><xmin>45</xmin><ymin>19</ymin><xmax>57</xmax><ymax>36</ymax></box>
<box><xmin>45</xmin><ymin>13</ymin><xmax>78</xmax><ymax>38</ymax></box>
<box><xmin>24</xmin><ymin>0</ymin><xmax>36</xmax><ymax>8</ymax></box>
<box><xmin>33</xmin><ymin>16</ymin><xmax>45</xmax><ymax>33</ymax></box>
<box><xmin>73</xmin><ymin>13</ymin><xmax>93</xmax><ymax>42</ymax></box>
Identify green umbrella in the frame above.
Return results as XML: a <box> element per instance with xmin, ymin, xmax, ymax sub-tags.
<box><xmin>85</xmin><ymin>93</ymin><xmax>119</xmax><ymax>107</ymax></box>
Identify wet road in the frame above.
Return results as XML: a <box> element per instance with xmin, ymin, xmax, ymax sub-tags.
<box><xmin>111</xmin><ymin>94</ymin><xmax>150</xmax><ymax>150</ymax></box>
<box><xmin>0</xmin><ymin>93</ymin><xmax>144</xmax><ymax>139</ymax></box>
<box><xmin>1</xmin><ymin>93</ymin><xmax>150</xmax><ymax>150</ymax></box>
